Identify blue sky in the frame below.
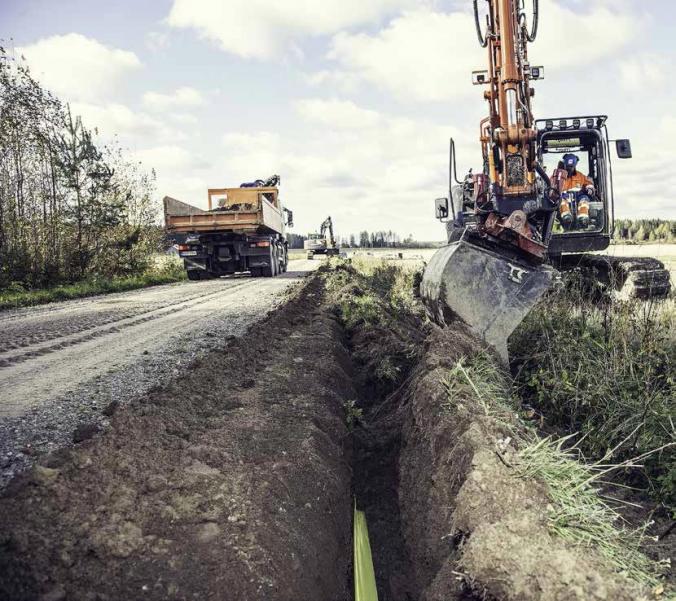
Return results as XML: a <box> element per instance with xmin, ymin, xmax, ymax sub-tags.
<box><xmin>2</xmin><ymin>0</ymin><xmax>675</xmax><ymax>240</ymax></box>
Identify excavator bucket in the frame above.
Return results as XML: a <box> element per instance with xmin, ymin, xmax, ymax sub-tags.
<box><xmin>421</xmin><ymin>238</ymin><xmax>556</xmax><ymax>361</ymax></box>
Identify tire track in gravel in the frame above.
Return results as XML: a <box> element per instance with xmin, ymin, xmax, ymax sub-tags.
<box><xmin>0</xmin><ymin>278</ymin><xmax>254</xmax><ymax>354</ymax></box>
<box><xmin>0</xmin><ymin>263</ymin><xmax>319</xmax><ymax>419</ymax></box>
<box><xmin>0</xmin><ymin>279</ymin><xmax>257</xmax><ymax>368</ymax></box>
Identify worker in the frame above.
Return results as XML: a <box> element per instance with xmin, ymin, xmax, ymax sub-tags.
<box><xmin>558</xmin><ymin>154</ymin><xmax>594</xmax><ymax>228</ymax></box>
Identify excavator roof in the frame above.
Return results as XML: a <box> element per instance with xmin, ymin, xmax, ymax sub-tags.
<box><xmin>536</xmin><ymin>115</ymin><xmax>608</xmax><ymax>132</ymax></box>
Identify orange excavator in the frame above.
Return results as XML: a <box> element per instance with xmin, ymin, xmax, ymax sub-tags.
<box><xmin>421</xmin><ymin>0</ymin><xmax>670</xmax><ymax>360</ymax></box>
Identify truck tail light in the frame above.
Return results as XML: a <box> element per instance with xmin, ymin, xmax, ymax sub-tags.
<box><xmin>256</xmin><ymin>241</ymin><xmax>270</xmax><ymax>247</ymax></box>
<box><xmin>178</xmin><ymin>244</ymin><xmax>189</xmax><ymax>251</ymax></box>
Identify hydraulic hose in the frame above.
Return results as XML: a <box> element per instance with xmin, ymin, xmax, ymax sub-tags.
<box><xmin>473</xmin><ymin>0</ymin><xmax>489</xmax><ymax>48</ymax></box>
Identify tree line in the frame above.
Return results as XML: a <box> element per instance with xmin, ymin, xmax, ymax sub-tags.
<box><xmin>0</xmin><ymin>48</ymin><xmax>160</xmax><ymax>291</ymax></box>
<box><xmin>613</xmin><ymin>219</ymin><xmax>676</xmax><ymax>243</ymax></box>
<box><xmin>287</xmin><ymin>230</ymin><xmax>439</xmax><ymax>249</ymax></box>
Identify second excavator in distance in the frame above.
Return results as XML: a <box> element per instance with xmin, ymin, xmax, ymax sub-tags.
<box><xmin>421</xmin><ymin>0</ymin><xmax>671</xmax><ymax>360</ymax></box>
<box><xmin>305</xmin><ymin>216</ymin><xmax>340</xmax><ymax>259</ymax></box>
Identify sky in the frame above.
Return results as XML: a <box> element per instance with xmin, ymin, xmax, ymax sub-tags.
<box><xmin>2</xmin><ymin>0</ymin><xmax>675</xmax><ymax>241</ymax></box>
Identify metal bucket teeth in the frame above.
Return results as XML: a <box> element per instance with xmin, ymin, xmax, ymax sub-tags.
<box><xmin>421</xmin><ymin>240</ymin><xmax>555</xmax><ymax>361</ymax></box>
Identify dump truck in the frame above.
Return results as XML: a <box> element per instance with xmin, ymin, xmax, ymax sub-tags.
<box><xmin>304</xmin><ymin>216</ymin><xmax>339</xmax><ymax>259</ymax></box>
<box><xmin>164</xmin><ymin>175</ymin><xmax>293</xmax><ymax>280</ymax></box>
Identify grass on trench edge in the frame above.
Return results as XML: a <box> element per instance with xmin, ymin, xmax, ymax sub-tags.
<box><xmin>0</xmin><ymin>265</ymin><xmax>186</xmax><ymax>311</ymax></box>
<box><xmin>443</xmin><ymin>351</ymin><xmax>670</xmax><ymax>590</ymax></box>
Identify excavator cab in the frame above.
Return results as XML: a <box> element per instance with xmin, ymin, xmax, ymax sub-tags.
<box><xmin>536</xmin><ymin>115</ymin><xmax>631</xmax><ymax>256</ymax></box>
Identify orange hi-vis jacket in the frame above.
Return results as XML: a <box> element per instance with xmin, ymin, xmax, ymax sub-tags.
<box><xmin>562</xmin><ymin>171</ymin><xmax>593</xmax><ymax>192</ymax></box>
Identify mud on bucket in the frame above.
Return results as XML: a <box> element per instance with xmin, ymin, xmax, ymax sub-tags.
<box><xmin>420</xmin><ymin>239</ymin><xmax>555</xmax><ymax>361</ymax></box>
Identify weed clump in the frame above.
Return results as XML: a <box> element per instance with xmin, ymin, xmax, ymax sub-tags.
<box><xmin>0</xmin><ymin>258</ymin><xmax>186</xmax><ymax>311</ymax></box>
<box><xmin>324</xmin><ymin>260</ymin><xmax>426</xmax><ymax>393</ymax></box>
<box><xmin>510</xmin><ymin>278</ymin><xmax>676</xmax><ymax>506</ymax></box>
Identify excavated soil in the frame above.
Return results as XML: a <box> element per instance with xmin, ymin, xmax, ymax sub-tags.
<box><xmin>396</xmin><ymin>327</ymin><xmax>652</xmax><ymax>601</ymax></box>
<box><xmin>0</xmin><ymin>274</ymin><xmax>354</xmax><ymax>601</ymax></box>
<box><xmin>0</xmin><ymin>265</ymin><xmax>664</xmax><ymax>601</ymax></box>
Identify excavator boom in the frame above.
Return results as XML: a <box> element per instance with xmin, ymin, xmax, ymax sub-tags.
<box><xmin>421</xmin><ymin>0</ymin><xmax>556</xmax><ymax>360</ymax></box>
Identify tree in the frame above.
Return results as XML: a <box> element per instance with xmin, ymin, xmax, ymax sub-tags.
<box><xmin>0</xmin><ymin>47</ymin><xmax>163</xmax><ymax>289</ymax></box>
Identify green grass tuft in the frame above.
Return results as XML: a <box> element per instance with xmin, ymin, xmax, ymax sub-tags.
<box><xmin>511</xmin><ymin>278</ymin><xmax>676</xmax><ymax>506</ymax></box>
<box><xmin>0</xmin><ymin>259</ymin><xmax>186</xmax><ymax>311</ymax></box>
<box><xmin>517</xmin><ymin>436</ymin><xmax>668</xmax><ymax>588</ymax></box>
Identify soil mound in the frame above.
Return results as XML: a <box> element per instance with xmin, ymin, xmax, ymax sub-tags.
<box><xmin>0</xmin><ymin>275</ymin><xmax>354</xmax><ymax>601</ymax></box>
<box><xmin>397</xmin><ymin>326</ymin><xmax>650</xmax><ymax>601</ymax></box>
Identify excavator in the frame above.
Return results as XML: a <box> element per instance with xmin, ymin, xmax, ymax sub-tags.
<box><xmin>305</xmin><ymin>216</ymin><xmax>339</xmax><ymax>259</ymax></box>
<box><xmin>421</xmin><ymin>0</ymin><xmax>671</xmax><ymax>360</ymax></box>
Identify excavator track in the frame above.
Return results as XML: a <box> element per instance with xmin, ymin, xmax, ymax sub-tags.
<box><xmin>556</xmin><ymin>254</ymin><xmax>672</xmax><ymax>300</ymax></box>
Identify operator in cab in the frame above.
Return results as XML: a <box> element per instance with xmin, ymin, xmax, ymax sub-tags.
<box><xmin>558</xmin><ymin>153</ymin><xmax>594</xmax><ymax>229</ymax></box>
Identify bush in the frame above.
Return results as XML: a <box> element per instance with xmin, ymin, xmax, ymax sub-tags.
<box><xmin>510</xmin><ymin>280</ymin><xmax>676</xmax><ymax>506</ymax></box>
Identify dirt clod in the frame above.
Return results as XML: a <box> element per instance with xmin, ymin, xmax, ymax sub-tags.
<box><xmin>72</xmin><ymin>422</ymin><xmax>100</xmax><ymax>443</ymax></box>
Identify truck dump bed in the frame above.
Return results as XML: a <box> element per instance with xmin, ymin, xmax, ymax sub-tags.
<box><xmin>164</xmin><ymin>186</ymin><xmax>284</xmax><ymax>235</ymax></box>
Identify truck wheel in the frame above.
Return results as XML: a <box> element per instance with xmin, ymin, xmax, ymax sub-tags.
<box><xmin>250</xmin><ymin>267</ymin><xmax>260</xmax><ymax>277</ymax></box>
<box><xmin>282</xmin><ymin>250</ymin><xmax>288</xmax><ymax>273</ymax></box>
<box><xmin>187</xmin><ymin>271</ymin><xmax>202</xmax><ymax>281</ymax></box>
<box><xmin>262</xmin><ymin>252</ymin><xmax>274</xmax><ymax>277</ymax></box>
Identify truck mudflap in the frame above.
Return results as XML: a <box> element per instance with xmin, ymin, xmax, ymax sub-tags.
<box><xmin>420</xmin><ymin>239</ymin><xmax>555</xmax><ymax>361</ymax></box>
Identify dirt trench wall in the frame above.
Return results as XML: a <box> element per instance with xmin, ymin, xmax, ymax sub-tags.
<box><xmin>397</xmin><ymin>326</ymin><xmax>648</xmax><ymax>601</ymax></box>
<box><xmin>0</xmin><ymin>275</ymin><xmax>354</xmax><ymax>601</ymax></box>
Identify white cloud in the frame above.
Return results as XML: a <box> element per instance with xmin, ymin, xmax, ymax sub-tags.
<box><xmin>295</xmin><ymin>98</ymin><xmax>382</xmax><ymax>129</ymax></box>
<box><xmin>326</xmin><ymin>10</ymin><xmax>480</xmax><ymax>102</ymax></box>
<box><xmin>166</xmin><ymin>0</ymin><xmax>420</xmax><ymax>59</ymax></box>
<box><xmin>618</xmin><ymin>54</ymin><xmax>669</xmax><ymax>92</ymax></box>
<box><xmin>142</xmin><ymin>87</ymin><xmax>205</xmax><ymax>110</ymax></box>
<box><xmin>18</xmin><ymin>33</ymin><xmax>141</xmax><ymax>102</ymax></box>
<box><xmin>532</xmin><ymin>1</ymin><xmax>637</xmax><ymax>67</ymax></box>
<box><xmin>70</xmin><ymin>102</ymin><xmax>180</xmax><ymax>143</ymax></box>
<box><xmin>133</xmin><ymin>145</ymin><xmax>209</xmax><ymax>171</ymax></box>
<box><xmin>321</xmin><ymin>1</ymin><xmax>638</xmax><ymax>102</ymax></box>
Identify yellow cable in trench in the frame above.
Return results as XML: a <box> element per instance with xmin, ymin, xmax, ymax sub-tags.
<box><xmin>353</xmin><ymin>504</ymin><xmax>379</xmax><ymax>601</ymax></box>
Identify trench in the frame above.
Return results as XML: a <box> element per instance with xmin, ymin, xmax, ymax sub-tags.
<box><xmin>2</xmin><ymin>267</ymin><xmax>641</xmax><ymax>601</ymax></box>
<box><xmin>349</xmin><ymin>357</ymin><xmax>417</xmax><ymax>600</ymax></box>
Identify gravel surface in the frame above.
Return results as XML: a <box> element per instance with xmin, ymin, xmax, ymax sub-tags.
<box><xmin>0</xmin><ymin>261</ymin><xmax>319</xmax><ymax>488</ymax></box>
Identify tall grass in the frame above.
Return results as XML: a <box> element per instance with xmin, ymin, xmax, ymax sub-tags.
<box><xmin>442</xmin><ymin>350</ymin><xmax>667</xmax><ymax>589</ymax></box>
<box><xmin>510</xmin><ymin>278</ymin><xmax>676</xmax><ymax>506</ymax></box>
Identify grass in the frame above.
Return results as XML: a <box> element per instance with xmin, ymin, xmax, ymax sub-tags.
<box><xmin>324</xmin><ymin>258</ymin><xmax>425</xmax><ymax>392</ymax></box>
<box><xmin>0</xmin><ymin>258</ymin><xmax>186</xmax><ymax>311</ymax></box>
<box><xmin>517</xmin><ymin>436</ymin><xmax>668</xmax><ymax>589</ymax></box>
<box><xmin>510</xmin><ymin>279</ymin><xmax>676</xmax><ymax>507</ymax></box>
<box><xmin>441</xmin><ymin>349</ymin><xmax>668</xmax><ymax>590</ymax></box>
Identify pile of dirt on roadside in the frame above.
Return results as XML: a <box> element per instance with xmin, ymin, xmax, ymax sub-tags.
<box><xmin>397</xmin><ymin>325</ymin><xmax>654</xmax><ymax>601</ymax></box>
<box><xmin>0</xmin><ymin>273</ymin><xmax>354</xmax><ymax>601</ymax></box>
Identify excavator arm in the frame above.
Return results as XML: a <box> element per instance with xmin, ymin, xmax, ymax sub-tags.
<box><xmin>421</xmin><ymin>0</ymin><xmax>556</xmax><ymax>360</ymax></box>
<box><xmin>469</xmin><ymin>0</ymin><xmax>563</xmax><ymax>261</ymax></box>
<box><xmin>320</xmin><ymin>217</ymin><xmax>336</xmax><ymax>248</ymax></box>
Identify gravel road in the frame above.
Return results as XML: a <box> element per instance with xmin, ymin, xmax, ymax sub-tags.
<box><xmin>0</xmin><ymin>260</ymin><xmax>319</xmax><ymax>487</ymax></box>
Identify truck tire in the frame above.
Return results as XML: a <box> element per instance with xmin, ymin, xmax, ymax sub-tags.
<box><xmin>262</xmin><ymin>250</ymin><xmax>275</xmax><ymax>277</ymax></box>
<box><xmin>187</xmin><ymin>270</ymin><xmax>203</xmax><ymax>281</ymax></box>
